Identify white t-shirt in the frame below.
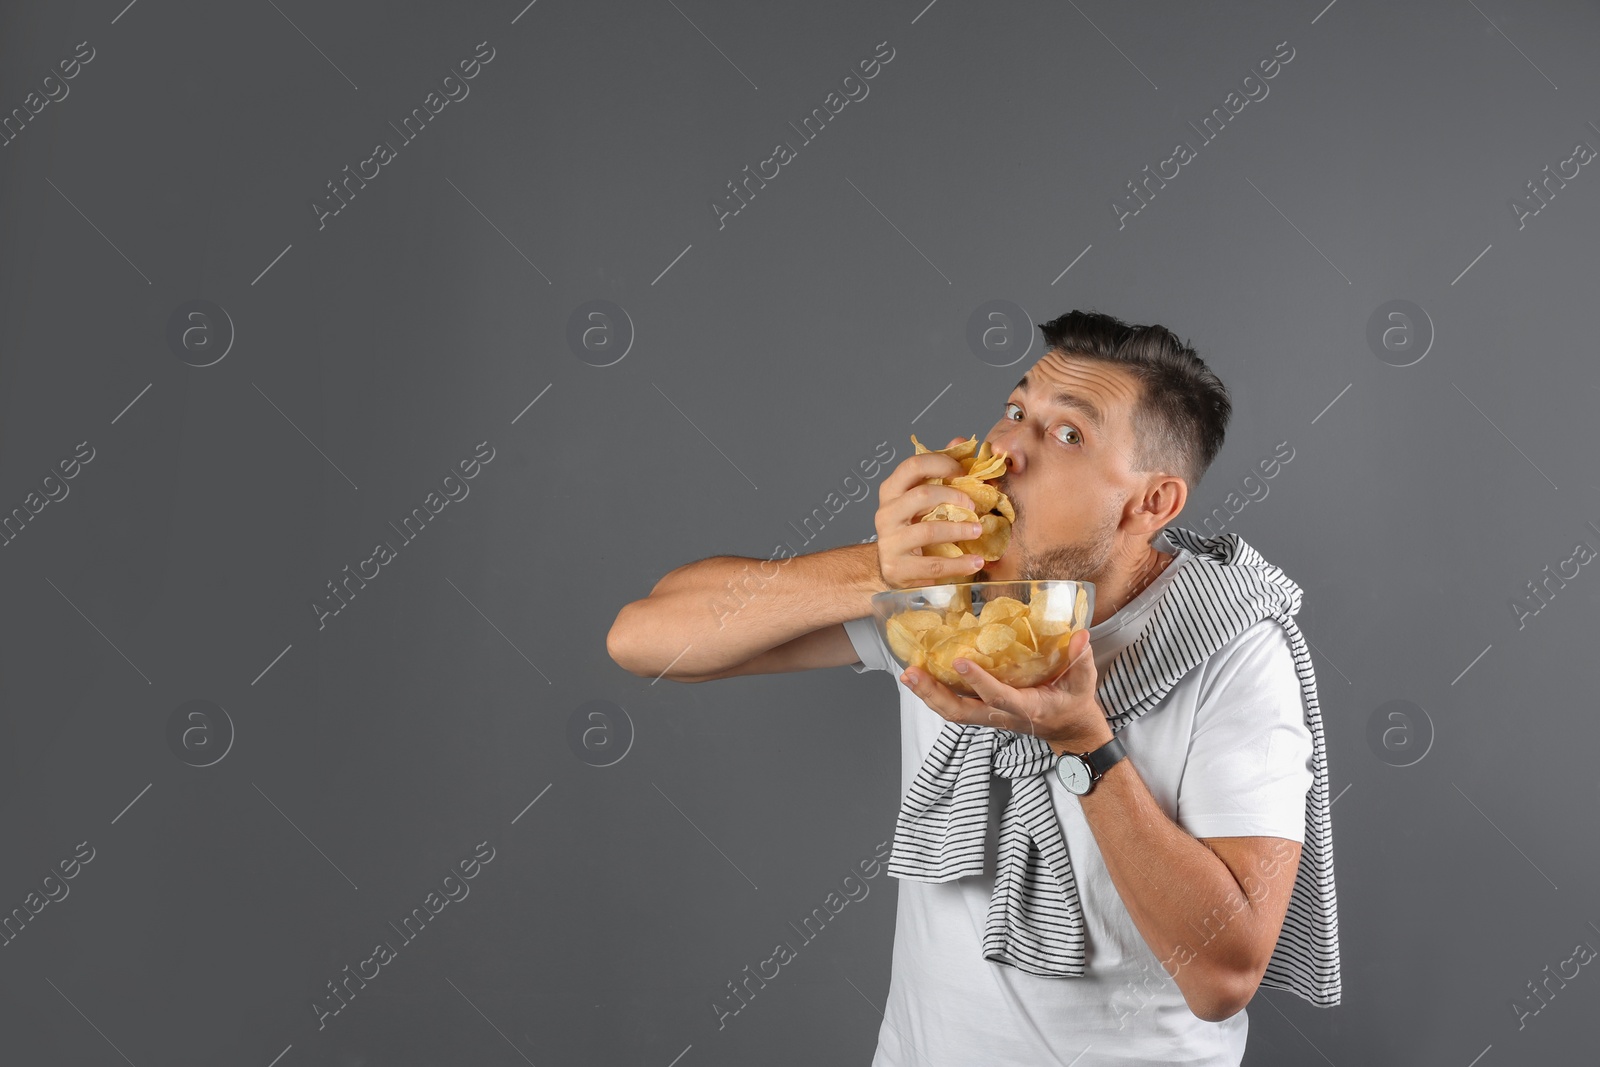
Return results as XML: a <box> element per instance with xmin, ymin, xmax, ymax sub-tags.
<box><xmin>843</xmin><ymin>541</ymin><xmax>1315</xmax><ymax>1067</ymax></box>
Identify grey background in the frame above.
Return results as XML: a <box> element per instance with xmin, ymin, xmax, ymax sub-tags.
<box><xmin>1</xmin><ymin>0</ymin><xmax>1597</xmax><ymax>1064</ymax></box>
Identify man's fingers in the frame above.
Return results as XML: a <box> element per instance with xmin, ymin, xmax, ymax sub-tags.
<box><xmin>882</xmin><ymin>452</ymin><xmax>967</xmax><ymax>498</ymax></box>
<box><xmin>902</xmin><ymin>666</ymin><xmax>974</xmax><ymax>714</ymax></box>
<box><xmin>903</xmin><ymin>660</ymin><xmax>1026</xmax><ymax>732</ymax></box>
<box><xmin>952</xmin><ymin>657</ymin><xmax>1022</xmax><ymax>712</ymax></box>
<box><xmin>874</xmin><ymin>441</ymin><xmax>992</xmax><ymax>590</ymax></box>
<box><xmin>915</xmin><ymin>546</ymin><xmax>986</xmax><ymax>580</ymax></box>
<box><xmin>890</xmin><ymin>480</ymin><xmax>985</xmax><ymax>525</ymax></box>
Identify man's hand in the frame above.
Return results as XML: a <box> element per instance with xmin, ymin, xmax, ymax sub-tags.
<box><xmin>874</xmin><ymin>436</ymin><xmax>992</xmax><ymax>589</ymax></box>
<box><xmin>898</xmin><ymin>628</ymin><xmax>1115</xmax><ymax>754</ymax></box>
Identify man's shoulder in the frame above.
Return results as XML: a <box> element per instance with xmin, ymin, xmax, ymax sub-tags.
<box><xmin>1193</xmin><ymin>618</ymin><xmax>1301</xmax><ymax>711</ymax></box>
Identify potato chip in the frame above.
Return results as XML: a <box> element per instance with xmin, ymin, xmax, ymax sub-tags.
<box><xmin>886</xmin><ymin>614</ymin><xmax>933</xmax><ymax>662</ymax></box>
<box><xmin>964</xmin><ymin>439</ymin><xmax>1001</xmax><ymax>471</ymax></box>
<box><xmin>949</xmin><ymin>476</ymin><xmax>1000</xmax><ymax>514</ymax></box>
<box><xmin>1008</xmin><ymin>613</ymin><xmax>1038</xmax><ymax>652</ymax></box>
<box><xmin>975</xmin><ymin>622</ymin><xmax>1016</xmax><ymax>655</ymax></box>
<box><xmin>977</xmin><ymin>595</ymin><xmax>1027</xmax><ymax>624</ymax></box>
<box><xmin>959</xmin><ymin>512</ymin><xmax>1010</xmax><ymax>561</ymax></box>
<box><xmin>912</xmin><ymin>434</ymin><xmax>979</xmax><ymax>461</ymax></box>
<box><xmin>924</xmin><ymin>502</ymin><xmax>980</xmax><ymax>525</ymax></box>
<box><xmin>964</xmin><ymin>454</ymin><xmax>1007</xmax><ymax>481</ymax></box>
<box><xmin>937</xmin><ymin>585</ymin><xmax>974</xmax><ymax>619</ymax></box>
<box><xmin>910</xmin><ymin>432</ymin><xmax>1015</xmax><ymax>574</ymax></box>
<box><xmin>897</xmin><ymin>609</ymin><xmax>946</xmax><ymax>633</ymax></box>
<box><xmin>925</xmin><ymin>632</ymin><xmax>992</xmax><ymax>687</ymax></box>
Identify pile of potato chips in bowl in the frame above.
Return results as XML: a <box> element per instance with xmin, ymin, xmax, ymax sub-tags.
<box><xmin>869</xmin><ymin>580</ymin><xmax>1095</xmax><ymax>698</ymax></box>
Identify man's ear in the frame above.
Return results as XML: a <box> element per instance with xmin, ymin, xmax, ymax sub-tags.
<box><xmin>1134</xmin><ymin>474</ymin><xmax>1186</xmax><ymax>532</ymax></box>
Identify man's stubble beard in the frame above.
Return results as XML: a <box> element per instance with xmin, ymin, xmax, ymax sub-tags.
<box><xmin>1014</xmin><ymin>507</ymin><xmax>1120</xmax><ymax>583</ymax></box>
<box><xmin>984</xmin><ymin>473</ymin><xmax>1118</xmax><ymax>582</ymax></box>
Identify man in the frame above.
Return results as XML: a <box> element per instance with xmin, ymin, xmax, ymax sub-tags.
<box><xmin>608</xmin><ymin>310</ymin><xmax>1336</xmax><ymax>1065</ymax></box>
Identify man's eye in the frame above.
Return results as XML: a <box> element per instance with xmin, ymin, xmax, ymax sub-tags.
<box><xmin>1003</xmin><ymin>402</ymin><xmax>1080</xmax><ymax>445</ymax></box>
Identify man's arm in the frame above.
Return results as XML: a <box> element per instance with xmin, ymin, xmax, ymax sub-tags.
<box><xmin>607</xmin><ymin>542</ymin><xmax>886</xmax><ymax>680</ymax></box>
<box><xmin>665</xmin><ymin>622</ymin><xmax>867</xmax><ymax>683</ymax></box>
<box><xmin>1064</xmin><ymin>726</ymin><xmax>1303</xmax><ymax>1022</ymax></box>
<box><xmin>609</xmin><ymin>436</ymin><xmax>985</xmax><ymax>680</ymax></box>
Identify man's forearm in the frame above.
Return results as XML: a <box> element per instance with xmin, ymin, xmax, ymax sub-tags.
<box><xmin>1073</xmin><ymin>741</ymin><xmax>1266</xmax><ymax>1021</ymax></box>
<box><xmin>612</xmin><ymin>543</ymin><xmax>886</xmax><ymax>677</ymax></box>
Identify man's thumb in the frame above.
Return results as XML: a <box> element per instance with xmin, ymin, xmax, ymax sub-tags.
<box><xmin>1066</xmin><ymin>629</ymin><xmax>1093</xmax><ymax>670</ymax></box>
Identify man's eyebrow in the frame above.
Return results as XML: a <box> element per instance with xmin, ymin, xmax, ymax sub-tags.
<box><xmin>1013</xmin><ymin>373</ymin><xmax>1103</xmax><ymax>430</ymax></box>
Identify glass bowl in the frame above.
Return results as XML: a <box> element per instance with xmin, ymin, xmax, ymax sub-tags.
<box><xmin>869</xmin><ymin>580</ymin><xmax>1095</xmax><ymax>697</ymax></box>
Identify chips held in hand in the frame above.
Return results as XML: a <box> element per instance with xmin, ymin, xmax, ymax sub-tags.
<box><xmin>910</xmin><ymin>434</ymin><xmax>1015</xmax><ymax>569</ymax></box>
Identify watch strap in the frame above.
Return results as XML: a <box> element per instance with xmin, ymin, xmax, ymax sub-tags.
<box><xmin>1083</xmin><ymin>733</ymin><xmax>1127</xmax><ymax>780</ymax></box>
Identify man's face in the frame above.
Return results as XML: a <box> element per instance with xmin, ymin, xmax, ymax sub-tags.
<box><xmin>976</xmin><ymin>352</ymin><xmax>1161</xmax><ymax>583</ymax></box>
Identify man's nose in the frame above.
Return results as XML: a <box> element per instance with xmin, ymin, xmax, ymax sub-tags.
<box><xmin>989</xmin><ymin>432</ymin><xmax>1022</xmax><ymax>474</ymax></box>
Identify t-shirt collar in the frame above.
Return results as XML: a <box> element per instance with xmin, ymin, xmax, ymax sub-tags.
<box><xmin>1087</xmin><ymin>528</ymin><xmax>1190</xmax><ymax>642</ymax></box>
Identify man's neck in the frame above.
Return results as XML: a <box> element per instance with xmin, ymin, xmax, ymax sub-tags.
<box><xmin>1088</xmin><ymin>544</ymin><xmax>1175</xmax><ymax>627</ymax></box>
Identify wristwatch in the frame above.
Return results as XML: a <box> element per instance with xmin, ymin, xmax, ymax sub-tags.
<box><xmin>1053</xmin><ymin>734</ymin><xmax>1128</xmax><ymax>796</ymax></box>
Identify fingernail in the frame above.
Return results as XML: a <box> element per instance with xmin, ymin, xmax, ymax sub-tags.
<box><xmin>955</xmin><ymin>660</ymin><xmax>970</xmax><ymax>673</ymax></box>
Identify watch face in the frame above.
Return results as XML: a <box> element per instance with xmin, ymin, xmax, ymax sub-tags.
<box><xmin>1055</xmin><ymin>754</ymin><xmax>1091</xmax><ymax>795</ymax></box>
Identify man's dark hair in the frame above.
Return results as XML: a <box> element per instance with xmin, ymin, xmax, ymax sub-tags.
<box><xmin>1035</xmin><ymin>309</ymin><xmax>1231</xmax><ymax>490</ymax></box>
